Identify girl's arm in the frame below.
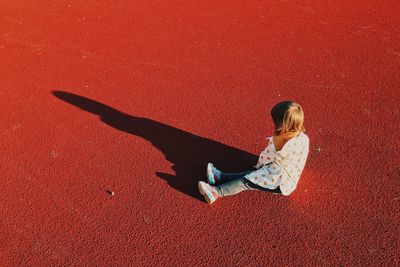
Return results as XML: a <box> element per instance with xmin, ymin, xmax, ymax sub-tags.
<box><xmin>255</xmin><ymin>137</ymin><xmax>275</xmax><ymax>168</ymax></box>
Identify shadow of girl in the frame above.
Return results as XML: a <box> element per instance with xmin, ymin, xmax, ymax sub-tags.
<box><xmin>53</xmin><ymin>91</ymin><xmax>257</xmax><ymax>200</ymax></box>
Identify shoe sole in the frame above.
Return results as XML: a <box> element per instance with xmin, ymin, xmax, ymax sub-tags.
<box><xmin>206</xmin><ymin>163</ymin><xmax>215</xmax><ymax>185</ymax></box>
<box><xmin>198</xmin><ymin>181</ymin><xmax>215</xmax><ymax>204</ymax></box>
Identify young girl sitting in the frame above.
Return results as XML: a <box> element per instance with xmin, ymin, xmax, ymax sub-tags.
<box><xmin>198</xmin><ymin>101</ymin><xmax>310</xmax><ymax>204</ymax></box>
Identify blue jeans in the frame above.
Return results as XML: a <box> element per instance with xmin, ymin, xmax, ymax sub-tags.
<box><xmin>215</xmin><ymin>169</ymin><xmax>281</xmax><ymax>197</ymax></box>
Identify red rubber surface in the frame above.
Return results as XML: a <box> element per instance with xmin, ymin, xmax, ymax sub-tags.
<box><xmin>1</xmin><ymin>1</ymin><xmax>399</xmax><ymax>265</ymax></box>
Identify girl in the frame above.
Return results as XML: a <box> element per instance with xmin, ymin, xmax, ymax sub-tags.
<box><xmin>198</xmin><ymin>101</ymin><xmax>309</xmax><ymax>204</ymax></box>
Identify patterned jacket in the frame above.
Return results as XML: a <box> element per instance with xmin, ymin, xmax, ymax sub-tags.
<box><xmin>245</xmin><ymin>132</ymin><xmax>310</xmax><ymax>195</ymax></box>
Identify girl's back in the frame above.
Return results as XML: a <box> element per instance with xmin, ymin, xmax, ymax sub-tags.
<box><xmin>272</xmin><ymin>131</ymin><xmax>300</xmax><ymax>151</ymax></box>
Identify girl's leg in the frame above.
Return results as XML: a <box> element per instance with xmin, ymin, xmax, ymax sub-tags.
<box><xmin>219</xmin><ymin>170</ymin><xmax>254</xmax><ymax>183</ymax></box>
<box><xmin>215</xmin><ymin>178</ymin><xmax>281</xmax><ymax>197</ymax></box>
<box><xmin>215</xmin><ymin>178</ymin><xmax>258</xmax><ymax>197</ymax></box>
<box><xmin>200</xmin><ymin>167</ymin><xmax>281</xmax><ymax>203</ymax></box>
<box><xmin>207</xmin><ymin>163</ymin><xmax>254</xmax><ymax>185</ymax></box>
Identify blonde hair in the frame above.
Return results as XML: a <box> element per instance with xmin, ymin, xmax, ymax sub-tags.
<box><xmin>271</xmin><ymin>101</ymin><xmax>305</xmax><ymax>135</ymax></box>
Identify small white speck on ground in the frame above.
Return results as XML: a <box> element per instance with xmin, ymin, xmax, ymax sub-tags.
<box><xmin>314</xmin><ymin>146</ymin><xmax>321</xmax><ymax>153</ymax></box>
<box><xmin>106</xmin><ymin>190</ymin><xmax>115</xmax><ymax>196</ymax></box>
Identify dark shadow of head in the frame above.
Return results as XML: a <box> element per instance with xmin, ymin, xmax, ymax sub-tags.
<box><xmin>53</xmin><ymin>90</ymin><xmax>257</xmax><ymax>200</ymax></box>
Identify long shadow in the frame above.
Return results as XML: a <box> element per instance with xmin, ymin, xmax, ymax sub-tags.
<box><xmin>53</xmin><ymin>91</ymin><xmax>257</xmax><ymax>200</ymax></box>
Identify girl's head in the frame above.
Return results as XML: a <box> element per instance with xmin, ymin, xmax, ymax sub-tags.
<box><xmin>271</xmin><ymin>101</ymin><xmax>305</xmax><ymax>135</ymax></box>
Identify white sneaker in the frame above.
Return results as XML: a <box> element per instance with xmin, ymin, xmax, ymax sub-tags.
<box><xmin>198</xmin><ymin>181</ymin><xmax>219</xmax><ymax>204</ymax></box>
<box><xmin>206</xmin><ymin>163</ymin><xmax>220</xmax><ymax>185</ymax></box>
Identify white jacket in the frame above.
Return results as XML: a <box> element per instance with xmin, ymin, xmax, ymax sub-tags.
<box><xmin>245</xmin><ymin>132</ymin><xmax>310</xmax><ymax>196</ymax></box>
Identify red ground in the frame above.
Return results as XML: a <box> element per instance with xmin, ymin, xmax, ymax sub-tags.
<box><xmin>1</xmin><ymin>0</ymin><xmax>399</xmax><ymax>265</ymax></box>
